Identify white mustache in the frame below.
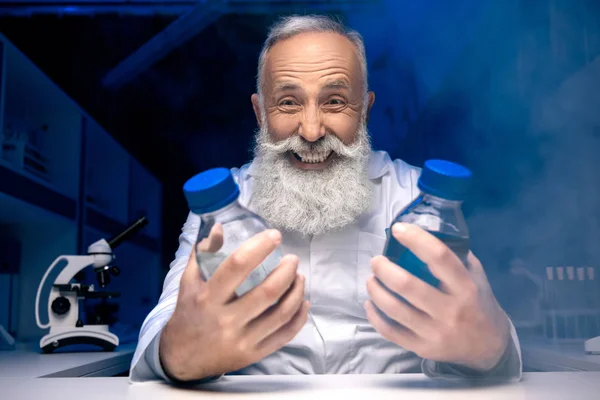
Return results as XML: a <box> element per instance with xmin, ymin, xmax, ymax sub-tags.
<box><xmin>257</xmin><ymin>132</ymin><xmax>366</xmax><ymax>159</ymax></box>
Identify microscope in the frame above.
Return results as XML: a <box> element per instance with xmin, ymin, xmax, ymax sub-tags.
<box><xmin>35</xmin><ymin>217</ymin><xmax>148</xmax><ymax>353</ymax></box>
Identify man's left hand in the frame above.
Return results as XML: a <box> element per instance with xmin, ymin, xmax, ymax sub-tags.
<box><xmin>365</xmin><ymin>222</ymin><xmax>511</xmax><ymax>372</ymax></box>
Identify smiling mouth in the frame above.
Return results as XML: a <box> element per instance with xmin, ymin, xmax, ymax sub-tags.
<box><xmin>291</xmin><ymin>150</ymin><xmax>333</xmax><ymax>164</ymax></box>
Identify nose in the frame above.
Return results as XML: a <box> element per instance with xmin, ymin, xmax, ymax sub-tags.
<box><xmin>298</xmin><ymin>102</ymin><xmax>325</xmax><ymax>142</ymax></box>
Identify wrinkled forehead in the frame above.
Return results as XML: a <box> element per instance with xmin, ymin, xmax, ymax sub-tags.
<box><xmin>262</xmin><ymin>31</ymin><xmax>365</xmax><ymax>94</ymax></box>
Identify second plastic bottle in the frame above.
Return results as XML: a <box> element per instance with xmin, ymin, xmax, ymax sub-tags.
<box><xmin>383</xmin><ymin>159</ymin><xmax>472</xmax><ymax>288</ymax></box>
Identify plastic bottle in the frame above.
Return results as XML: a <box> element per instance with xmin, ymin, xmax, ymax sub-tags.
<box><xmin>383</xmin><ymin>159</ymin><xmax>472</xmax><ymax>288</ymax></box>
<box><xmin>183</xmin><ymin>168</ymin><xmax>283</xmax><ymax>297</ymax></box>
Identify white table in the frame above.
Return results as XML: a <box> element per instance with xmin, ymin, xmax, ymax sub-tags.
<box><xmin>2</xmin><ymin>372</ymin><xmax>600</xmax><ymax>399</ymax></box>
<box><xmin>0</xmin><ymin>343</ymin><xmax>135</xmax><ymax>378</ymax></box>
<box><xmin>2</xmin><ymin>340</ymin><xmax>598</xmax><ymax>378</ymax></box>
<box><xmin>522</xmin><ymin>340</ymin><xmax>600</xmax><ymax>372</ymax></box>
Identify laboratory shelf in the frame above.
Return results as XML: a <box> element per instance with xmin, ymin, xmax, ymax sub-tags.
<box><xmin>0</xmin><ymin>32</ymin><xmax>163</xmax><ymax>342</ymax></box>
<box><xmin>83</xmin><ymin>117</ymin><xmax>130</xmax><ymax>225</ymax></box>
<box><xmin>0</xmin><ymin>160</ymin><xmax>77</xmax><ymax>221</ymax></box>
<box><xmin>1</xmin><ymin>34</ymin><xmax>82</xmax><ymax>200</ymax></box>
<box><xmin>128</xmin><ymin>156</ymin><xmax>162</xmax><ymax>241</ymax></box>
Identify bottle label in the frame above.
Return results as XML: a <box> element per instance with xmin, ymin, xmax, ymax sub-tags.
<box><xmin>400</xmin><ymin>209</ymin><xmax>442</xmax><ymax>232</ymax></box>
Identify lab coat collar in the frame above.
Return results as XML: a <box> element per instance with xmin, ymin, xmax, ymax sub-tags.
<box><xmin>244</xmin><ymin>150</ymin><xmax>391</xmax><ymax>180</ymax></box>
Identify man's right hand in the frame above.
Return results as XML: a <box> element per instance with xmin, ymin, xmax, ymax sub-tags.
<box><xmin>159</xmin><ymin>223</ymin><xmax>309</xmax><ymax>382</ymax></box>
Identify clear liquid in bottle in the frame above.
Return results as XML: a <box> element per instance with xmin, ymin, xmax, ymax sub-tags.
<box><xmin>184</xmin><ymin>168</ymin><xmax>282</xmax><ymax>297</ymax></box>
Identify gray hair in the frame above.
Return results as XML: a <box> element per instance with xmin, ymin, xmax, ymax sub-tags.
<box><xmin>256</xmin><ymin>14</ymin><xmax>368</xmax><ymax>105</ymax></box>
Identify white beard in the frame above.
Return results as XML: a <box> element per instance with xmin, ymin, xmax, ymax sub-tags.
<box><xmin>250</xmin><ymin>118</ymin><xmax>373</xmax><ymax>237</ymax></box>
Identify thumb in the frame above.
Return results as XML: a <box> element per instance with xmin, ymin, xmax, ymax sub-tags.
<box><xmin>466</xmin><ymin>251</ymin><xmax>485</xmax><ymax>276</ymax></box>
<box><xmin>466</xmin><ymin>251</ymin><xmax>493</xmax><ymax>290</ymax></box>
<box><xmin>181</xmin><ymin>223</ymin><xmax>224</xmax><ymax>286</ymax></box>
<box><xmin>197</xmin><ymin>222</ymin><xmax>224</xmax><ymax>253</ymax></box>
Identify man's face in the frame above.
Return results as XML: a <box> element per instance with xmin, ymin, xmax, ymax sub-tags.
<box><xmin>252</xmin><ymin>31</ymin><xmax>375</xmax><ymax>170</ymax></box>
<box><xmin>249</xmin><ymin>31</ymin><xmax>376</xmax><ymax>236</ymax></box>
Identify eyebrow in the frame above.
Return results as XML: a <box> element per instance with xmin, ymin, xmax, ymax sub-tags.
<box><xmin>273</xmin><ymin>81</ymin><xmax>300</xmax><ymax>92</ymax></box>
<box><xmin>272</xmin><ymin>79</ymin><xmax>351</xmax><ymax>93</ymax></box>
<box><xmin>323</xmin><ymin>79</ymin><xmax>351</xmax><ymax>90</ymax></box>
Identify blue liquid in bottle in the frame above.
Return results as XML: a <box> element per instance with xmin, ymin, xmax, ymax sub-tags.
<box><xmin>384</xmin><ymin>160</ymin><xmax>472</xmax><ymax>288</ymax></box>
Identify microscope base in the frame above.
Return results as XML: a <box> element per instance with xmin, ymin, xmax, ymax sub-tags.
<box><xmin>40</xmin><ymin>326</ymin><xmax>119</xmax><ymax>353</ymax></box>
<box><xmin>585</xmin><ymin>336</ymin><xmax>600</xmax><ymax>354</ymax></box>
<box><xmin>0</xmin><ymin>324</ymin><xmax>15</xmax><ymax>350</ymax></box>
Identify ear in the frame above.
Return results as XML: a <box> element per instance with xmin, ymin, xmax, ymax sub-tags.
<box><xmin>365</xmin><ymin>91</ymin><xmax>375</xmax><ymax>123</ymax></box>
<box><xmin>251</xmin><ymin>93</ymin><xmax>262</xmax><ymax>128</ymax></box>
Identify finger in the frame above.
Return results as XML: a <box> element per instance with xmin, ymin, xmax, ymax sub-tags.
<box><xmin>466</xmin><ymin>251</ymin><xmax>495</xmax><ymax>291</ymax></box>
<box><xmin>366</xmin><ymin>275</ymin><xmax>435</xmax><ymax>338</ymax></box>
<box><xmin>230</xmin><ymin>254</ymin><xmax>300</xmax><ymax>323</ymax></box>
<box><xmin>371</xmin><ymin>255</ymin><xmax>449</xmax><ymax>318</ymax></box>
<box><xmin>182</xmin><ymin>223</ymin><xmax>223</xmax><ymax>287</ymax></box>
<box><xmin>391</xmin><ymin>223</ymin><xmax>471</xmax><ymax>292</ymax></box>
<box><xmin>197</xmin><ymin>222</ymin><xmax>224</xmax><ymax>253</ymax></box>
<box><xmin>180</xmin><ymin>241</ymin><xmax>203</xmax><ymax>289</ymax></box>
<box><xmin>207</xmin><ymin>229</ymin><xmax>282</xmax><ymax>303</ymax></box>
<box><xmin>245</xmin><ymin>274</ymin><xmax>305</xmax><ymax>343</ymax></box>
<box><xmin>466</xmin><ymin>251</ymin><xmax>485</xmax><ymax>275</ymax></box>
<box><xmin>255</xmin><ymin>300</ymin><xmax>310</xmax><ymax>358</ymax></box>
<box><xmin>364</xmin><ymin>300</ymin><xmax>422</xmax><ymax>353</ymax></box>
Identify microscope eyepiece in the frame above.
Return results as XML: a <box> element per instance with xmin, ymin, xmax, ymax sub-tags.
<box><xmin>107</xmin><ymin>216</ymin><xmax>148</xmax><ymax>249</ymax></box>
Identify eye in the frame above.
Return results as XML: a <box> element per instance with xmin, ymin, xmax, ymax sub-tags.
<box><xmin>325</xmin><ymin>98</ymin><xmax>345</xmax><ymax>106</ymax></box>
<box><xmin>279</xmin><ymin>99</ymin><xmax>297</xmax><ymax>107</ymax></box>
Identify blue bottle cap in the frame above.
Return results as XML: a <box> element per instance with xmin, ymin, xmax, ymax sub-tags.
<box><xmin>183</xmin><ymin>168</ymin><xmax>240</xmax><ymax>214</ymax></box>
<box><xmin>417</xmin><ymin>159</ymin><xmax>472</xmax><ymax>201</ymax></box>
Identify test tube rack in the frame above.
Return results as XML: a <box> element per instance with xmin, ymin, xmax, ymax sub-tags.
<box><xmin>541</xmin><ymin>266</ymin><xmax>600</xmax><ymax>344</ymax></box>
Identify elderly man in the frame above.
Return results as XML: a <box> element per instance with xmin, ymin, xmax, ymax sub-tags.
<box><xmin>129</xmin><ymin>14</ymin><xmax>522</xmax><ymax>383</ymax></box>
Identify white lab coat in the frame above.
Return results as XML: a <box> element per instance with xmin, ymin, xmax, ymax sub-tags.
<box><xmin>129</xmin><ymin>150</ymin><xmax>522</xmax><ymax>382</ymax></box>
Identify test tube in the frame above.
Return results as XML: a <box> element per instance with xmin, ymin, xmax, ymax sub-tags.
<box><xmin>556</xmin><ymin>267</ymin><xmax>565</xmax><ymax>339</ymax></box>
<box><xmin>586</xmin><ymin>267</ymin><xmax>597</xmax><ymax>338</ymax></box>
<box><xmin>566</xmin><ymin>267</ymin><xmax>576</xmax><ymax>339</ymax></box>
<box><xmin>577</xmin><ymin>267</ymin><xmax>586</xmax><ymax>339</ymax></box>
<box><xmin>596</xmin><ymin>267</ymin><xmax>600</xmax><ymax>337</ymax></box>
<box><xmin>545</xmin><ymin>267</ymin><xmax>556</xmax><ymax>340</ymax></box>
<box><xmin>596</xmin><ymin>267</ymin><xmax>600</xmax><ymax>338</ymax></box>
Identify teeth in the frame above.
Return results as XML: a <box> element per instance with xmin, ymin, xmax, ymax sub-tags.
<box><xmin>296</xmin><ymin>150</ymin><xmax>332</xmax><ymax>163</ymax></box>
